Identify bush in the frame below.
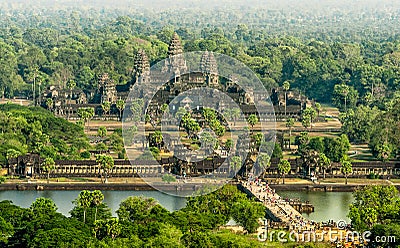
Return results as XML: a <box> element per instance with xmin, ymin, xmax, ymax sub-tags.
<box><xmin>367</xmin><ymin>172</ymin><xmax>380</xmax><ymax>179</ymax></box>
<box><xmin>80</xmin><ymin>151</ymin><xmax>91</xmax><ymax>159</ymax></box>
<box><xmin>0</xmin><ymin>176</ymin><xmax>6</xmax><ymax>184</ymax></box>
<box><xmin>162</xmin><ymin>174</ymin><xmax>176</xmax><ymax>183</ymax></box>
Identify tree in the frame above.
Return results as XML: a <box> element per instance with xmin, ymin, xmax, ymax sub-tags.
<box><xmin>302</xmin><ymin>107</ymin><xmax>317</xmax><ymax>129</ymax></box>
<box><xmin>74</xmin><ymin>190</ymin><xmax>92</xmax><ymax>224</ymax></box>
<box><xmin>285</xmin><ymin>118</ymin><xmax>294</xmax><ymax>138</ymax></box>
<box><xmin>97</xmin><ymin>126</ymin><xmax>107</xmax><ymax>138</ymax></box>
<box><xmin>162</xmin><ymin>174</ymin><xmax>176</xmax><ymax>183</ymax></box>
<box><xmin>151</xmin><ymin>131</ymin><xmax>163</xmax><ymax>150</ymax></box>
<box><xmin>45</xmin><ymin>98</ymin><xmax>53</xmax><ymax>112</ymax></box>
<box><xmin>77</xmin><ymin>107</ymin><xmax>94</xmax><ymax>132</ymax></box>
<box><xmin>315</xmin><ymin>102</ymin><xmax>322</xmax><ymax>118</ymax></box>
<box><xmin>231</xmin><ymin>199</ymin><xmax>265</xmax><ymax>233</ymax></box>
<box><xmin>30</xmin><ymin>197</ymin><xmax>58</xmax><ymax>218</ymax></box>
<box><xmin>256</xmin><ymin>154</ymin><xmax>271</xmax><ymax>176</ymax></box>
<box><xmin>41</xmin><ymin>157</ymin><xmax>55</xmax><ymax>183</ymax></box>
<box><xmin>229</xmin><ymin>156</ymin><xmax>242</xmax><ymax>177</ymax></box>
<box><xmin>333</xmin><ymin>84</ymin><xmax>359</xmax><ymax>112</ymax></box>
<box><xmin>96</xmin><ymin>155</ymin><xmax>114</xmax><ymax>183</ymax></box>
<box><xmin>247</xmin><ymin>114</ymin><xmax>259</xmax><ymax>131</ymax></box>
<box><xmin>130</xmin><ymin>99</ymin><xmax>144</xmax><ymax>124</ymax></box>
<box><xmin>91</xmin><ymin>190</ymin><xmax>104</xmax><ymax>222</ymax></box>
<box><xmin>301</xmin><ymin>114</ymin><xmax>311</xmax><ymax>130</ymax></box>
<box><xmin>318</xmin><ymin>153</ymin><xmax>331</xmax><ymax>179</ymax></box>
<box><xmin>116</xmin><ymin>99</ymin><xmax>125</xmax><ymax>121</ymax></box>
<box><xmin>0</xmin><ymin>216</ymin><xmax>13</xmax><ymax>244</ymax></box>
<box><xmin>283</xmin><ymin>81</ymin><xmax>290</xmax><ymax>116</ymax></box>
<box><xmin>348</xmin><ymin>185</ymin><xmax>400</xmax><ymax>231</ymax></box>
<box><xmin>93</xmin><ymin>218</ymin><xmax>120</xmax><ymax>240</ymax></box>
<box><xmin>101</xmin><ymin>101</ymin><xmax>111</xmax><ymax>120</ymax></box>
<box><xmin>66</xmin><ymin>79</ymin><xmax>76</xmax><ymax>119</ymax></box>
<box><xmin>341</xmin><ymin>159</ymin><xmax>353</xmax><ymax>185</ymax></box>
<box><xmin>117</xmin><ymin>196</ymin><xmax>160</xmax><ymax>224</ymax></box>
<box><xmin>225</xmin><ymin>139</ymin><xmax>233</xmax><ymax>151</ymax></box>
<box><xmin>277</xmin><ymin>159</ymin><xmax>291</xmax><ymax>184</ymax></box>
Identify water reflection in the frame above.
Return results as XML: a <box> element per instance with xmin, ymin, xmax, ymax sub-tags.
<box><xmin>0</xmin><ymin>190</ymin><xmax>187</xmax><ymax>216</ymax></box>
<box><xmin>278</xmin><ymin>191</ymin><xmax>354</xmax><ymax>222</ymax></box>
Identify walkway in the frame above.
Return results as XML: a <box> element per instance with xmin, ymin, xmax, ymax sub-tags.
<box><xmin>240</xmin><ymin>179</ymin><xmax>316</xmax><ymax>231</ymax></box>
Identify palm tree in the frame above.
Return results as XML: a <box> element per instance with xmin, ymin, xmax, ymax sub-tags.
<box><xmin>76</xmin><ymin>190</ymin><xmax>92</xmax><ymax>224</ymax></box>
<box><xmin>91</xmin><ymin>190</ymin><xmax>104</xmax><ymax>222</ymax></box>
<box><xmin>256</xmin><ymin>154</ymin><xmax>271</xmax><ymax>177</ymax></box>
<box><xmin>116</xmin><ymin>99</ymin><xmax>125</xmax><ymax>121</ymax></box>
<box><xmin>278</xmin><ymin>159</ymin><xmax>291</xmax><ymax>184</ymax></box>
<box><xmin>151</xmin><ymin>131</ymin><xmax>163</xmax><ymax>150</ymax></box>
<box><xmin>42</xmin><ymin>157</ymin><xmax>55</xmax><ymax>183</ymax></box>
<box><xmin>286</xmin><ymin>118</ymin><xmax>295</xmax><ymax>149</ymax></box>
<box><xmin>232</xmin><ymin>108</ymin><xmax>241</xmax><ymax>126</ymax></box>
<box><xmin>283</xmin><ymin>81</ymin><xmax>290</xmax><ymax>116</ymax></box>
<box><xmin>101</xmin><ymin>101</ymin><xmax>111</xmax><ymax>120</ymax></box>
<box><xmin>96</xmin><ymin>155</ymin><xmax>115</xmax><ymax>183</ymax></box>
<box><xmin>247</xmin><ymin>114</ymin><xmax>259</xmax><ymax>132</ymax></box>
<box><xmin>66</xmin><ymin>79</ymin><xmax>76</xmax><ymax>119</ymax></box>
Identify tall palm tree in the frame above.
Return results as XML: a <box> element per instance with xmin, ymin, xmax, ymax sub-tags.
<box><xmin>42</xmin><ymin>157</ymin><xmax>55</xmax><ymax>183</ymax></box>
<box><xmin>96</xmin><ymin>155</ymin><xmax>114</xmax><ymax>183</ymax></box>
<box><xmin>278</xmin><ymin>159</ymin><xmax>291</xmax><ymax>184</ymax></box>
<box><xmin>76</xmin><ymin>190</ymin><xmax>92</xmax><ymax>223</ymax></box>
<box><xmin>283</xmin><ymin>81</ymin><xmax>290</xmax><ymax>116</ymax></box>
<box><xmin>91</xmin><ymin>190</ymin><xmax>104</xmax><ymax>222</ymax></box>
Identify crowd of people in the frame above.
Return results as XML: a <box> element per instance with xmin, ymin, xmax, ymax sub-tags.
<box><xmin>243</xmin><ymin>177</ymin><xmax>318</xmax><ymax>232</ymax></box>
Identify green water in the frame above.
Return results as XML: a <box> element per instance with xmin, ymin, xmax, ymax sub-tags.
<box><xmin>278</xmin><ymin>191</ymin><xmax>354</xmax><ymax>223</ymax></box>
<box><xmin>0</xmin><ymin>190</ymin><xmax>353</xmax><ymax>222</ymax></box>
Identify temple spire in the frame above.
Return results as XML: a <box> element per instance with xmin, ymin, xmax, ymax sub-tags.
<box><xmin>133</xmin><ymin>49</ymin><xmax>150</xmax><ymax>85</ymax></box>
<box><xmin>168</xmin><ymin>32</ymin><xmax>183</xmax><ymax>56</ymax></box>
<box><xmin>162</xmin><ymin>32</ymin><xmax>187</xmax><ymax>74</ymax></box>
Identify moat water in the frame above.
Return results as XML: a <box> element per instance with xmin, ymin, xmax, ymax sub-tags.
<box><xmin>0</xmin><ymin>190</ymin><xmax>353</xmax><ymax>222</ymax></box>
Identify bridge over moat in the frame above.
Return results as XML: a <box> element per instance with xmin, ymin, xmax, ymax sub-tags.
<box><xmin>238</xmin><ymin>180</ymin><xmax>313</xmax><ymax>230</ymax></box>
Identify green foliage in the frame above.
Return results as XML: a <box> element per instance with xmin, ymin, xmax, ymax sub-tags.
<box><xmin>162</xmin><ymin>174</ymin><xmax>177</xmax><ymax>183</ymax></box>
<box><xmin>278</xmin><ymin>159</ymin><xmax>291</xmax><ymax>184</ymax></box>
<box><xmin>247</xmin><ymin>114</ymin><xmax>259</xmax><ymax>128</ymax></box>
<box><xmin>231</xmin><ymin>199</ymin><xmax>265</xmax><ymax>233</ymax></box>
<box><xmin>0</xmin><ymin>216</ymin><xmax>13</xmax><ymax>244</ymax></box>
<box><xmin>0</xmin><ymin>176</ymin><xmax>5</xmax><ymax>184</ymax></box>
<box><xmin>0</xmin><ymin>104</ymin><xmax>89</xmax><ymax>161</ymax></box>
<box><xmin>348</xmin><ymin>185</ymin><xmax>400</xmax><ymax>232</ymax></box>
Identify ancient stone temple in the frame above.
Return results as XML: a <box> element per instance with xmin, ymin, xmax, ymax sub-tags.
<box><xmin>200</xmin><ymin>51</ymin><xmax>219</xmax><ymax>87</ymax></box>
<box><xmin>132</xmin><ymin>49</ymin><xmax>150</xmax><ymax>86</ymax></box>
<box><xmin>162</xmin><ymin>32</ymin><xmax>188</xmax><ymax>75</ymax></box>
<box><xmin>39</xmin><ymin>31</ymin><xmax>312</xmax><ymax>120</ymax></box>
<box><xmin>98</xmin><ymin>73</ymin><xmax>117</xmax><ymax>104</ymax></box>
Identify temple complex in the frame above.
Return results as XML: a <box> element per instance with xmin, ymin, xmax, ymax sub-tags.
<box><xmin>40</xmin><ymin>32</ymin><xmax>311</xmax><ymax>120</ymax></box>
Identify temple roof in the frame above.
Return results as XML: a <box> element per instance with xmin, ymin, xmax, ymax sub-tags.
<box><xmin>133</xmin><ymin>49</ymin><xmax>150</xmax><ymax>76</ymax></box>
<box><xmin>168</xmin><ymin>32</ymin><xmax>183</xmax><ymax>56</ymax></box>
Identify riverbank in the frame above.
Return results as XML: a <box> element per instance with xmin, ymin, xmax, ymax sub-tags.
<box><xmin>0</xmin><ymin>177</ymin><xmax>398</xmax><ymax>192</ymax></box>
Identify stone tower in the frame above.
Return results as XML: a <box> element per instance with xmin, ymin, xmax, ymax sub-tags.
<box><xmin>162</xmin><ymin>32</ymin><xmax>187</xmax><ymax>75</ymax></box>
<box><xmin>132</xmin><ymin>49</ymin><xmax>150</xmax><ymax>86</ymax></box>
<box><xmin>98</xmin><ymin>73</ymin><xmax>117</xmax><ymax>103</ymax></box>
<box><xmin>200</xmin><ymin>51</ymin><xmax>219</xmax><ymax>87</ymax></box>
